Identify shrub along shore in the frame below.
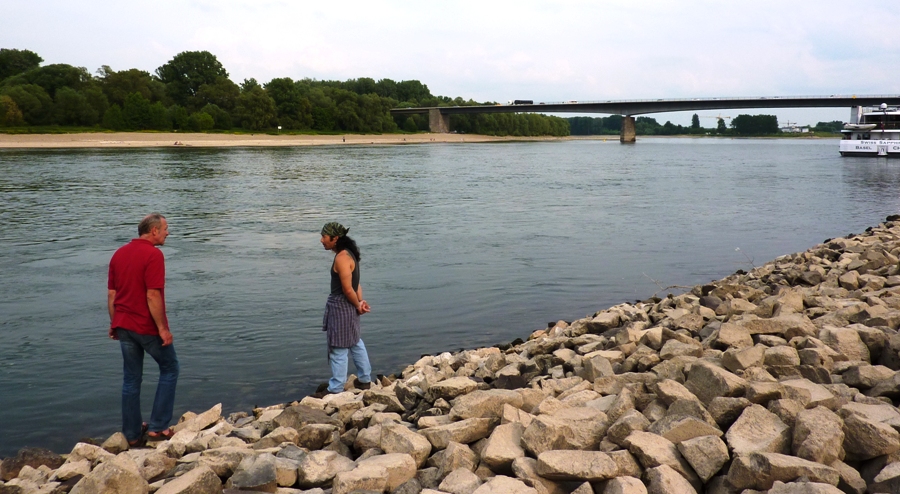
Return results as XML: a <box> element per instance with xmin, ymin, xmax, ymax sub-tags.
<box><xmin>3</xmin><ymin>216</ymin><xmax>900</xmax><ymax>493</ymax></box>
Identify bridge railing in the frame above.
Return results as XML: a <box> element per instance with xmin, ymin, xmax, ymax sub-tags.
<box><xmin>525</xmin><ymin>94</ymin><xmax>900</xmax><ymax>106</ymax></box>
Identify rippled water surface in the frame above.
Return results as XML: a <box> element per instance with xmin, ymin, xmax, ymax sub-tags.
<box><xmin>1</xmin><ymin>138</ymin><xmax>899</xmax><ymax>455</ymax></box>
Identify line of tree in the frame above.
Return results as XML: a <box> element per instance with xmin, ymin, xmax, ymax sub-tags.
<box><xmin>568</xmin><ymin>113</ymin><xmax>785</xmax><ymax>136</ymax></box>
<box><xmin>0</xmin><ymin>48</ymin><xmax>569</xmax><ymax>136</ymax></box>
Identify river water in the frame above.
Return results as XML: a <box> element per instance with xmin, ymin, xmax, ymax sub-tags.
<box><xmin>1</xmin><ymin>138</ymin><xmax>899</xmax><ymax>456</ymax></box>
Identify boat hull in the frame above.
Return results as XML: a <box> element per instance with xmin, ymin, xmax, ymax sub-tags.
<box><xmin>839</xmin><ymin>140</ymin><xmax>900</xmax><ymax>157</ymax></box>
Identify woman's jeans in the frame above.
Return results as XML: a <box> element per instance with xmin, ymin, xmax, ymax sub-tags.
<box><xmin>117</xmin><ymin>328</ymin><xmax>179</xmax><ymax>441</ymax></box>
<box><xmin>328</xmin><ymin>339</ymin><xmax>372</xmax><ymax>393</ymax></box>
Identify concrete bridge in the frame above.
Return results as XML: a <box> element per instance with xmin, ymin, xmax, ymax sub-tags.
<box><xmin>390</xmin><ymin>94</ymin><xmax>900</xmax><ymax>142</ymax></box>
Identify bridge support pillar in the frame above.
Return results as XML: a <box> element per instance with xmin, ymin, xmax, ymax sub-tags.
<box><xmin>620</xmin><ymin>116</ymin><xmax>636</xmax><ymax>143</ymax></box>
<box><xmin>429</xmin><ymin>109</ymin><xmax>450</xmax><ymax>133</ymax></box>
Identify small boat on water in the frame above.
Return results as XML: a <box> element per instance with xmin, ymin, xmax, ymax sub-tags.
<box><xmin>840</xmin><ymin>103</ymin><xmax>900</xmax><ymax>157</ymax></box>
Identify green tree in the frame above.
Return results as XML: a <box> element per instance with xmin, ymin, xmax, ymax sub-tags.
<box><xmin>731</xmin><ymin>114</ymin><xmax>779</xmax><ymax>135</ymax></box>
<box><xmin>0</xmin><ymin>94</ymin><xmax>25</xmax><ymax>126</ymax></box>
<box><xmin>1</xmin><ymin>84</ymin><xmax>53</xmax><ymax>124</ymax></box>
<box><xmin>195</xmin><ymin>76</ymin><xmax>240</xmax><ymax>111</ymax></box>
<box><xmin>97</xmin><ymin>66</ymin><xmax>166</xmax><ymax>107</ymax></box>
<box><xmin>148</xmin><ymin>102</ymin><xmax>171</xmax><ymax>130</ymax></box>
<box><xmin>2</xmin><ymin>64</ymin><xmax>92</xmax><ymax>97</ymax></box>
<box><xmin>102</xmin><ymin>104</ymin><xmax>125</xmax><ymax>130</ymax></box>
<box><xmin>187</xmin><ymin>111</ymin><xmax>214</xmax><ymax>131</ymax></box>
<box><xmin>691</xmin><ymin>113</ymin><xmax>700</xmax><ymax>129</ymax></box>
<box><xmin>265</xmin><ymin>77</ymin><xmax>312</xmax><ymax>129</ymax></box>
<box><xmin>234</xmin><ymin>85</ymin><xmax>276</xmax><ymax>130</ymax></box>
<box><xmin>168</xmin><ymin>105</ymin><xmax>189</xmax><ymax>130</ymax></box>
<box><xmin>54</xmin><ymin>87</ymin><xmax>98</xmax><ymax>125</ymax></box>
<box><xmin>199</xmin><ymin>103</ymin><xmax>232</xmax><ymax>129</ymax></box>
<box><xmin>813</xmin><ymin>120</ymin><xmax>843</xmax><ymax>133</ymax></box>
<box><xmin>122</xmin><ymin>92</ymin><xmax>152</xmax><ymax>129</ymax></box>
<box><xmin>156</xmin><ymin>51</ymin><xmax>228</xmax><ymax>109</ymax></box>
<box><xmin>0</xmin><ymin>48</ymin><xmax>43</xmax><ymax>82</ymax></box>
<box><xmin>716</xmin><ymin>118</ymin><xmax>727</xmax><ymax>134</ymax></box>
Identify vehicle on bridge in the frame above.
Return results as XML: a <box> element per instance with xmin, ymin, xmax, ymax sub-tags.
<box><xmin>840</xmin><ymin>103</ymin><xmax>900</xmax><ymax>157</ymax></box>
<box><xmin>508</xmin><ymin>100</ymin><xmax>533</xmax><ymax>105</ymax></box>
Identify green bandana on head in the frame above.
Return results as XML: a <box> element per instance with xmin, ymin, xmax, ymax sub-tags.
<box><xmin>321</xmin><ymin>222</ymin><xmax>349</xmax><ymax>238</ymax></box>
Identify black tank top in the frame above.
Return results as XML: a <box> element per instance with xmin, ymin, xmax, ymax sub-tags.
<box><xmin>330</xmin><ymin>249</ymin><xmax>359</xmax><ymax>296</ymax></box>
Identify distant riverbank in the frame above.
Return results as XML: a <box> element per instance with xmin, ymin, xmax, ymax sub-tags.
<box><xmin>0</xmin><ymin>132</ymin><xmax>840</xmax><ymax>149</ymax></box>
<box><xmin>0</xmin><ymin>132</ymin><xmax>569</xmax><ymax>149</ymax></box>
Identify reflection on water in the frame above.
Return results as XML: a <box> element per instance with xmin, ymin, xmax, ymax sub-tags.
<box><xmin>1</xmin><ymin>139</ymin><xmax>899</xmax><ymax>456</ymax></box>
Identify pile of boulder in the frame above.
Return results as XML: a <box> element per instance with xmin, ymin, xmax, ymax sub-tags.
<box><xmin>4</xmin><ymin>215</ymin><xmax>900</xmax><ymax>494</ymax></box>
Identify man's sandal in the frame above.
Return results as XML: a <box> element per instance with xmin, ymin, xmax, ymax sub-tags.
<box><xmin>147</xmin><ymin>428</ymin><xmax>174</xmax><ymax>439</ymax></box>
<box><xmin>127</xmin><ymin>423</ymin><xmax>149</xmax><ymax>447</ymax></box>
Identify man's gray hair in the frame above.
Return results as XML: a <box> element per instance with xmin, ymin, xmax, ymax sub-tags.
<box><xmin>138</xmin><ymin>213</ymin><xmax>166</xmax><ymax>236</ymax></box>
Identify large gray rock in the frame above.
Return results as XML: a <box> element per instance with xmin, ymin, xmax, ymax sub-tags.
<box><xmin>724</xmin><ymin>404</ymin><xmax>791</xmax><ymax>455</ymax></box>
<box><xmin>155</xmin><ymin>464</ymin><xmax>221</xmax><ymax>494</ymax></box>
<box><xmin>684</xmin><ymin>361</ymin><xmax>747</xmax><ymax>405</ymax></box>
<box><xmin>511</xmin><ymin>457</ymin><xmax>568</xmax><ymax>494</ymax></box>
<box><xmin>363</xmin><ymin>388</ymin><xmax>407</xmax><ymax>412</ymax></box>
<box><xmin>841</xmin><ymin>364</ymin><xmax>895</xmax><ymax>389</ymax></box>
<box><xmin>870</xmin><ymin>461</ymin><xmax>900</xmax><ymax>493</ymax></box>
<box><xmin>70</xmin><ymin>459</ymin><xmax>149</xmax><ymax>494</ymax></box>
<box><xmin>427</xmin><ymin>377</ymin><xmax>480</xmax><ymax>402</ymax></box>
<box><xmin>381</xmin><ymin>423</ymin><xmax>432</xmax><ymax>468</ymax></box>
<box><xmin>793</xmin><ymin>406</ymin><xmax>844</xmax><ymax>464</ymax></box>
<box><xmin>427</xmin><ymin>441</ymin><xmax>478</xmax><ymax>476</ymax></box>
<box><xmin>767</xmin><ymin>481</ymin><xmax>844</xmax><ymax>493</ymax></box>
<box><xmin>648</xmin><ymin>416</ymin><xmax>722</xmax><ymax>444</ymax></box>
<box><xmin>332</xmin><ymin>465</ymin><xmax>387</xmax><ymax>494</ymax></box>
<box><xmin>840</xmin><ymin>410</ymin><xmax>900</xmax><ymax>460</ymax></box>
<box><xmin>710</xmin><ymin>323</ymin><xmax>753</xmax><ymax>349</ymax></box>
<box><xmin>224</xmin><ymin>453</ymin><xmax>277</xmax><ymax>492</ymax></box>
<box><xmin>676</xmin><ymin>435</ymin><xmax>729</xmax><ymax>482</ymax></box>
<box><xmin>726</xmin><ymin>452</ymin><xmax>840</xmax><ymax>491</ymax></box>
<box><xmin>622</xmin><ymin>431</ymin><xmax>699</xmax><ymax>488</ymax></box>
<box><xmin>172</xmin><ymin>403</ymin><xmax>222</xmax><ymax>433</ymax></box>
<box><xmin>273</xmin><ymin>404</ymin><xmax>342</xmax><ymax>431</ymax></box>
<box><xmin>651</xmin><ymin>380</ymin><xmax>699</xmax><ymax>405</ymax></box>
<box><xmin>419</xmin><ymin>418</ymin><xmax>495</xmax><ymax>449</ymax></box>
<box><xmin>535</xmin><ymin>450</ymin><xmax>618</xmax><ymax>481</ymax></box>
<box><xmin>449</xmin><ymin>389</ymin><xmax>524</xmax><ymax>420</ymax></box>
<box><xmin>602</xmin><ymin>477</ymin><xmax>648</xmax><ymax>494</ymax></box>
<box><xmin>607</xmin><ymin>409</ymin><xmax>651</xmax><ymax>446</ymax></box>
<box><xmin>521</xmin><ymin>407</ymin><xmax>608</xmax><ymax>455</ymax></box>
<box><xmin>274</xmin><ymin>457</ymin><xmax>299</xmax><ymax>487</ymax></box>
<box><xmin>296</xmin><ymin>450</ymin><xmax>356</xmax><ymax>488</ymax></box>
<box><xmin>438</xmin><ymin>467</ymin><xmax>482</xmax><ymax>494</ymax></box>
<box><xmin>819</xmin><ymin>326</ymin><xmax>870</xmax><ymax>362</ymax></box>
<box><xmin>197</xmin><ymin>446</ymin><xmax>256</xmax><ymax>477</ymax></box>
<box><xmin>645</xmin><ymin>464</ymin><xmax>697</xmax><ymax>494</ymax></box>
<box><xmin>780</xmin><ymin>379</ymin><xmax>839</xmax><ymax>409</ymax></box>
<box><xmin>829</xmin><ymin>459</ymin><xmax>865</xmax><ymax>494</ymax></box>
<box><xmin>471</xmin><ymin>475</ymin><xmax>539</xmax><ymax>493</ymax></box>
<box><xmin>480</xmin><ymin>423</ymin><xmax>525</xmax><ymax>472</ymax></box>
<box><xmin>722</xmin><ymin>345</ymin><xmax>765</xmax><ymax>373</ymax></box>
<box><xmin>334</xmin><ymin>453</ymin><xmax>415</xmax><ymax>494</ymax></box>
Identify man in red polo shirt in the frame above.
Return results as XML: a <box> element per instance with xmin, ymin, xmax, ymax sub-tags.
<box><xmin>108</xmin><ymin>213</ymin><xmax>179</xmax><ymax>445</ymax></box>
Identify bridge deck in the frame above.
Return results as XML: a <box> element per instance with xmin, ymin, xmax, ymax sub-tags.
<box><xmin>390</xmin><ymin>95</ymin><xmax>900</xmax><ymax>116</ymax></box>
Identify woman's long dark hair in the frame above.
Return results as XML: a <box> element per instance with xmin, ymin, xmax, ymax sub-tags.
<box><xmin>335</xmin><ymin>235</ymin><xmax>360</xmax><ymax>260</ymax></box>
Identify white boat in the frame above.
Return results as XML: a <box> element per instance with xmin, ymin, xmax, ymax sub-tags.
<box><xmin>840</xmin><ymin>103</ymin><xmax>900</xmax><ymax>157</ymax></box>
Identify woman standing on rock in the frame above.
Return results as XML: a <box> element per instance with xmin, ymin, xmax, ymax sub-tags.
<box><xmin>316</xmin><ymin>222</ymin><xmax>373</xmax><ymax>397</ymax></box>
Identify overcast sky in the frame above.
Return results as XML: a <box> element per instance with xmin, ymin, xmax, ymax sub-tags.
<box><xmin>6</xmin><ymin>0</ymin><xmax>899</xmax><ymax>126</ymax></box>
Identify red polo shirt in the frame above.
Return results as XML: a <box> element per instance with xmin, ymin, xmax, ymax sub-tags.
<box><xmin>108</xmin><ymin>238</ymin><xmax>168</xmax><ymax>335</ymax></box>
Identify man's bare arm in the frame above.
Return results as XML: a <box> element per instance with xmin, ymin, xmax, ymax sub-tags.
<box><xmin>108</xmin><ymin>289</ymin><xmax>118</xmax><ymax>339</ymax></box>
<box><xmin>147</xmin><ymin>289</ymin><xmax>173</xmax><ymax>346</ymax></box>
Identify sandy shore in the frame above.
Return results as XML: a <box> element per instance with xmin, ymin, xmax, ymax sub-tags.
<box><xmin>0</xmin><ymin>132</ymin><xmax>573</xmax><ymax>149</ymax></box>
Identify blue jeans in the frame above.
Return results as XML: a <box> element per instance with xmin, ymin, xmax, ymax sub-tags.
<box><xmin>328</xmin><ymin>339</ymin><xmax>372</xmax><ymax>393</ymax></box>
<box><xmin>117</xmin><ymin>328</ymin><xmax>179</xmax><ymax>441</ymax></box>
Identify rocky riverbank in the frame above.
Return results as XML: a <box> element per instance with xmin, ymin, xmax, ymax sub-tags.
<box><xmin>4</xmin><ymin>215</ymin><xmax>900</xmax><ymax>494</ymax></box>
